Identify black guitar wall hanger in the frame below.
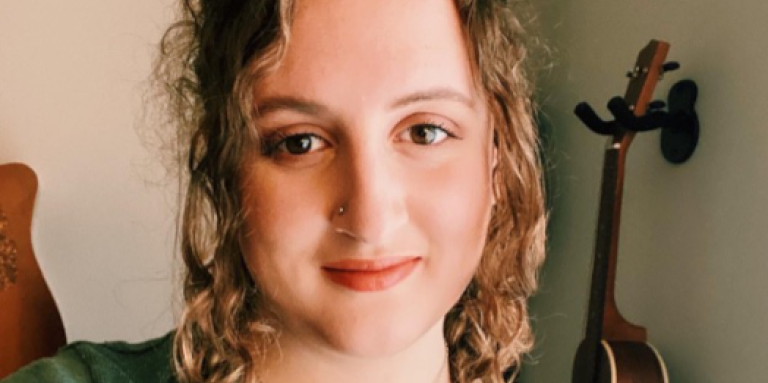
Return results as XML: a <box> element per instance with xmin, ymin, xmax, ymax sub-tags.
<box><xmin>575</xmin><ymin>78</ymin><xmax>700</xmax><ymax>164</ymax></box>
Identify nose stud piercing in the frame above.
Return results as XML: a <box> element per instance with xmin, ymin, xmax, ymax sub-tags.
<box><xmin>334</xmin><ymin>205</ymin><xmax>357</xmax><ymax>239</ymax></box>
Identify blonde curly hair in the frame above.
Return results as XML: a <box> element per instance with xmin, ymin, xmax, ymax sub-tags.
<box><xmin>154</xmin><ymin>1</ymin><xmax>546</xmax><ymax>382</ymax></box>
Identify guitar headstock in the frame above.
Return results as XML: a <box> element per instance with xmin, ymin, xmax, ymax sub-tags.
<box><xmin>624</xmin><ymin>40</ymin><xmax>670</xmax><ymax>117</ymax></box>
<box><xmin>612</xmin><ymin>40</ymin><xmax>672</xmax><ymax>146</ymax></box>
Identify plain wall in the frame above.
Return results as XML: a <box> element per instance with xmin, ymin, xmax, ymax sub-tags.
<box><xmin>522</xmin><ymin>1</ymin><xmax>768</xmax><ymax>382</ymax></box>
<box><xmin>0</xmin><ymin>1</ymin><xmax>177</xmax><ymax>342</ymax></box>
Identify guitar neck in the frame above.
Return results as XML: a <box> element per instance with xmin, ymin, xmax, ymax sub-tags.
<box><xmin>584</xmin><ymin>138</ymin><xmax>647</xmax><ymax>346</ymax></box>
<box><xmin>583</xmin><ymin>145</ymin><xmax>618</xmax><ymax>351</ymax></box>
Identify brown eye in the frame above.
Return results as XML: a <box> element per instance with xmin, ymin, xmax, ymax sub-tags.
<box><xmin>267</xmin><ymin>133</ymin><xmax>327</xmax><ymax>156</ymax></box>
<box><xmin>409</xmin><ymin>123</ymin><xmax>450</xmax><ymax>145</ymax></box>
<box><xmin>285</xmin><ymin>135</ymin><xmax>313</xmax><ymax>154</ymax></box>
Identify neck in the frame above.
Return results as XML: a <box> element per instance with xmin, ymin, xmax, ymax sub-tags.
<box><xmin>257</xmin><ymin>319</ymin><xmax>450</xmax><ymax>383</ymax></box>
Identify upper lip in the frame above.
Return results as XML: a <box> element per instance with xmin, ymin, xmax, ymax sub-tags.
<box><xmin>321</xmin><ymin>256</ymin><xmax>421</xmax><ymax>271</ymax></box>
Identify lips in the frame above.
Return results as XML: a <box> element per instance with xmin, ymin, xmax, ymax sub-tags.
<box><xmin>321</xmin><ymin>256</ymin><xmax>421</xmax><ymax>292</ymax></box>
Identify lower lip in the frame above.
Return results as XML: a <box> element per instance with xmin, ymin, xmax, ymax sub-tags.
<box><xmin>322</xmin><ymin>259</ymin><xmax>421</xmax><ymax>292</ymax></box>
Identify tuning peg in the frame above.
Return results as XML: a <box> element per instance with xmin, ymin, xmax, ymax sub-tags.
<box><xmin>662</xmin><ymin>62</ymin><xmax>680</xmax><ymax>73</ymax></box>
<box><xmin>626</xmin><ymin>66</ymin><xmax>639</xmax><ymax>78</ymax></box>
<box><xmin>648</xmin><ymin>100</ymin><xmax>666</xmax><ymax>110</ymax></box>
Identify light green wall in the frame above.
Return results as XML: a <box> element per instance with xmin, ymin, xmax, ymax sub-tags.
<box><xmin>521</xmin><ymin>1</ymin><xmax>768</xmax><ymax>382</ymax></box>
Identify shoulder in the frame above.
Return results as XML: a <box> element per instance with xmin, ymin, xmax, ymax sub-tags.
<box><xmin>1</xmin><ymin>331</ymin><xmax>176</xmax><ymax>383</ymax></box>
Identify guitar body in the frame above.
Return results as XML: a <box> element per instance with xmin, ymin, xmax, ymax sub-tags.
<box><xmin>0</xmin><ymin>163</ymin><xmax>67</xmax><ymax>378</ymax></box>
<box><xmin>573</xmin><ymin>340</ymin><xmax>669</xmax><ymax>383</ymax></box>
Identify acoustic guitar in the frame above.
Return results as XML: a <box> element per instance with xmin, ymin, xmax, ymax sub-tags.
<box><xmin>571</xmin><ymin>41</ymin><xmax>672</xmax><ymax>383</ymax></box>
<box><xmin>0</xmin><ymin>163</ymin><xmax>67</xmax><ymax>378</ymax></box>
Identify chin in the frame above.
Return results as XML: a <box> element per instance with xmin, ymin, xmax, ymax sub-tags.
<box><xmin>314</xmin><ymin>309</ymin><xmax>441</xmax><ymax>358</ymax></box>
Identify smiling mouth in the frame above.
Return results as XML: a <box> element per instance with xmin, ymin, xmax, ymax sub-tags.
<box><xmin>321</xmin><ymin>256</ymin><xmax>422</xmax><ymax>292</ymax></box>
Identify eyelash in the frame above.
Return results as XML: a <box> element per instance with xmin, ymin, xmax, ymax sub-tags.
<box><xmin>261</xmin><ymin>121</ymin><xmax>458</xmax><ymax>157</ymax></box>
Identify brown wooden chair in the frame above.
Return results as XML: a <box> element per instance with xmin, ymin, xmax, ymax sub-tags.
<box><xmin>0</xmin><ymin>163</ymin><xmax>66</xmax><ymax>378</ymax></box>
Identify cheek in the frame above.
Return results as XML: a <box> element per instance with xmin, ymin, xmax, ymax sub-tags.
<box><xmin>408</xmin><ymin>153</ymin><xmax>494</xmax><ymax>263</ymax></box>
<box><xmin>238</xmin><ymin>167</ymin><xmax>323</xmax><ymax>289</ymax></box>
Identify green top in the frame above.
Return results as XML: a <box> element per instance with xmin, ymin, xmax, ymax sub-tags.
<box><xmin>1</xmin><ymin>332</ymin><xmax>176</xmax><ymax>383</ymax></box>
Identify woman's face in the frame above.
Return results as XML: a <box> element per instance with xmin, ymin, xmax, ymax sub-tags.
<box><xmin>241</xmin><ymin>0</ymin><xmax>496</xmax><ymax>357</ymax></box>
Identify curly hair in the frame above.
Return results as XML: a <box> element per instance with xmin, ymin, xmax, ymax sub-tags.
<box><xmin>153</xmin><ymin>1</ymin><xmax>546</xmax><ymax>382</ymax></box>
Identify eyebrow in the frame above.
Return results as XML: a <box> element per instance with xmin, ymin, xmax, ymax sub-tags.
<box><xmin>255</xmin><ymin>97</ymin><xmax>330</xmax><ymax>118</ymax></box>
<box><xmin>390</xmin><ymin>87</ymin><xmax>476</xmax><ymax>110</ymax></box>
<box><xmin>254</xmin><ymin>87</ymin><xmax>475</xmax><ymax>118</ymax></box>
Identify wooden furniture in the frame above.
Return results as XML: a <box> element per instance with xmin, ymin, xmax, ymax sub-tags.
<box><xmin>0</xmin><ymin>163</ymin><xmax>66</xmax><ymax>378</ymax></box>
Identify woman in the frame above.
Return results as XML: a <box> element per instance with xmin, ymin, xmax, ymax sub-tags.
<box><xmin>2</xmin><ymin>0</ymin><xmax>545</xmax><ymax>382</ymax></box>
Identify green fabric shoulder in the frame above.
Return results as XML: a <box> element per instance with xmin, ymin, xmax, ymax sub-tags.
<box><xmin>1</xmin><ymin>331</ymin><xmax>176</xmax><ymax>383</ymax></box>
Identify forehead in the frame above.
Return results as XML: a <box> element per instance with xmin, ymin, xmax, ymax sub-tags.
<box><xmin>256</xmin><ymin>0</ymin><xmax>477</xmax><ymax>108</ymax></box>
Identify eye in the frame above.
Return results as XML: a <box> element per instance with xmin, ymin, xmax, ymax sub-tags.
<box><xmin>405</xmin><ymin>123</ymin><xmax>454</xmax><ymax>145</ymax></box>
<box><xmin>263</xmin><ymin>132</ymin><xmax>328</xmax><ymax>156</ymax></box>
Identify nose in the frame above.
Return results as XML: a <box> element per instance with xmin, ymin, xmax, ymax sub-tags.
<box><xmin>331</xmin><ymin>145</ymin><xmax>409</xmax><ymax>245</ymax></box>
